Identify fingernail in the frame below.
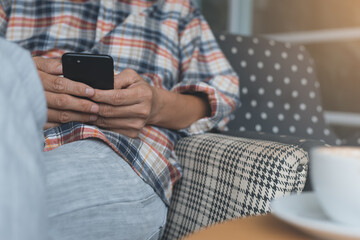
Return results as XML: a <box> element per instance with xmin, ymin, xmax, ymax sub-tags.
<box><xmin>90</xmin><ymin>105</ymin><xmax>99</xmax><ymax>113</ymax></box>
<box><xmin>56</xmin><ymin>64</ymin><xmax>63</xmax><ymax>72</ymax></box>
<box><xmin>90</xmin><ymin>115</ymin><xmax>97</xmax><ymax>121</ymax></box>
<box><xmin>86</xmin><ymin>88</ymin><xmax>95</xmax><ymax>96</ymax></box>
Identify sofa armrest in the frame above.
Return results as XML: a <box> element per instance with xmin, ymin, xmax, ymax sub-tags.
<box><xmin>163</xmin><ymin>133</ymin><xmax>310</xmax><ymax>240</ymax></box>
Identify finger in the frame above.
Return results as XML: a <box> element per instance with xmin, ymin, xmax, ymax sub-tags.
<box><xmin>33</xmin><ymin>57</ymin><xmax>63</xmax><ymax>75</ymax></box>
<box><xmin>114</xmin><ymin>68</ymin><xmax>140</xmax><ymax>89</ymax></box>
<box><xmin>39</xmin><ymin>71</ymin><xmax>95</xmax><ymax>97</ymax></box>
<box><xmin>97</xmin><ymin>103</ymin><xmax>149</xmax><ymax>118</ymax></box>
<box><xmin>91</xmin><ymin>88</ymin><xmax>142</xmax><ymax>106</ymax></box>
<box><xmin>45</xmin><ymin>92</ymin><xmax>99</xmax><ymax>113</ymax></box>
<box><xmin>47</xmin><ymin>109</ymin><xmax>98</xmax><ymax>124</ymax></box>
<box><xmin>94</xmin><ymin>117</ymin><xmax>145</xmax><ymax>130</ymax></box>
<box><xmin>44</xmin><ymin>122</ymin><xmax>60</xmax><ymax>130</ymax></box>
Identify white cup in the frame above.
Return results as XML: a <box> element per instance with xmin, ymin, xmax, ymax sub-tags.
<box><xmin>310</xmin><ymin>146</ymin><xmax>360</xmax><ymax>226</ymax></box>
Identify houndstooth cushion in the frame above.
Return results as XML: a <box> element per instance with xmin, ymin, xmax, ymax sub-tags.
<box><xmin>163</xmin><ymin>133</ymin><xmax>309</xmax><ymax>239</ymax></box>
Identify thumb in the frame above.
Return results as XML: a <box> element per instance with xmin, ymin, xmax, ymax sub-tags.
<box><xmin>114</xmin><ymin>68</ymin><xmax>140</xmax><ymax>89</ymax></box>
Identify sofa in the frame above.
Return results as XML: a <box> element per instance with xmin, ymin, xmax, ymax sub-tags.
<box><xmin>160</xmin><ymin>33</ymin><xmax>354</xmax><ymax>239</ymax></box>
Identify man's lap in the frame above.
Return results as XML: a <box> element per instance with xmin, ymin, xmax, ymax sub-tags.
<box><xmin>44</xmin><ymin>139</ymin><xmax>167</xmax><ymax>240</ymax></box>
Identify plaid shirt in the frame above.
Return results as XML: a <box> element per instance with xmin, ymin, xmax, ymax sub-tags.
<box><xmin>0</xmin><ymin>0</ymin><xmax>239</xmax><ymax>205</ymax></box>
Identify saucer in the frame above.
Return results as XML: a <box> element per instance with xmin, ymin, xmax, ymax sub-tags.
<box><xmin>271</xmin><ymin>192</ymin><xmax>360</xmax><ymax>240</ymax></box>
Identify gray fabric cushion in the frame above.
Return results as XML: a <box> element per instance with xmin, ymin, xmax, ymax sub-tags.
<box><xmin>163</xmin><ymin>133</ymin><xmax>309</xmax><ymax>239</ymax></box>
<box><xmin>215</xmin><ymin>34</ymin><xmax>340</xmax><ymax>145</ymax></box>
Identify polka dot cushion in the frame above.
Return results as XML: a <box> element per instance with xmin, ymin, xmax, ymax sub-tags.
<box><xmin>216</xmin><ymin>34</ymin><xmax>340</xmax><ymax>145</ymax></box>
<box><xmin>342</xmin><ymin>131</ymin><xmax>360</xmax><ymax>147</ymax></box>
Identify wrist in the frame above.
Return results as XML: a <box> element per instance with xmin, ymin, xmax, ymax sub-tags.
<box><xmin>148</xmin><ymin>86</ymin><xmax>166</xmax><ymax>125</ymax></box>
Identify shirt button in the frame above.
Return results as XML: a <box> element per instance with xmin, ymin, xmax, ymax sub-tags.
<box><xmin>297</xmin><ymin>164</ymin><xmax>304</xmax><ymax>172</ymax></box>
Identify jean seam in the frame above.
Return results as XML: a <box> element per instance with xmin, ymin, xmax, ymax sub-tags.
<box><xmin>49</xmin><ymin>191</ymin><xmax>158</xmax><ymax>218</ymax></box>
<box><xmin>145</xmin><ymin>204</ymin><xmax>168</xmax><ymax>240</ymax></box>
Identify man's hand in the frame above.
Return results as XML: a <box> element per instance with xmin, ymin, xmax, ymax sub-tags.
<box><xmin>90</xmin><ymin>69</ymin><xmax>160</xmax><ymax>138</ymax></box>
<box><xmin>33</xmin><ymin>57</ymin><xmax>100</xmax><ymax>129</ymax></box>
<box><xmin>91</xmin><ymin>68</ymin><xmax>211</xmax><ymax>138</ymax></box>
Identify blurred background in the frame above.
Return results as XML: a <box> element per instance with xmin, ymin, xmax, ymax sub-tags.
<box><xmin>194</xmin><ymin>0</ymin><xmax>360</xmax><ymax>139</ymax></box>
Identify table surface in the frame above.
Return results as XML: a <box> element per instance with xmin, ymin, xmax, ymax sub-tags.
<box><xmin>184</xmin><ymin>214</ymin><xmax>312</xmax><ymax>240</ymax></box>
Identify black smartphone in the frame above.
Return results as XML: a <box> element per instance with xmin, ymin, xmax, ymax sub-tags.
<box><xmin>62</xmin><ymin>53</ymin><xmax>114</xmax><ymax>90</ymax></box>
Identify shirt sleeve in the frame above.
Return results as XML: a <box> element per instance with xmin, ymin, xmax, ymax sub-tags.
<box><xmin>0</xmin><ymin>0</ymin><xmax>10</xmax><ymax>38</ymax></box>
<box><xmin>172</xmin><ymin>5</ymin><xmax>240</xmax><ymax>135</ymax></box>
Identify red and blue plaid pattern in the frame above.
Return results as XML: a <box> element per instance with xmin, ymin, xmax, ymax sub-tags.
<box><xmin>0</xmin><ymin>0</ymin><xmax>239</xmax><ymax>205</ymax></box>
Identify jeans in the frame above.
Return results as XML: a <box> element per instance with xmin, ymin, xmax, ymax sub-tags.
<box><xmin>0</xmin><ymin>38</ymin><xmax>167</xmax><ymax>240</ymax></box>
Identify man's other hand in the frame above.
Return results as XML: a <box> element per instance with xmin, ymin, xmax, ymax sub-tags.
<box><xmin>33</xmin><ymin>57</ymin><xmax>99</xmax><ymax>129</ymax></box>
<box><xmin>90</xmin><ymin>69</ymin><xmax>160</xmax><ymax>138</ymax></box>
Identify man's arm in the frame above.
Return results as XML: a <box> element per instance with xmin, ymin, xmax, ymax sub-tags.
<box><xmin>171</xmin><ymin>5</ymin><xmax>240</xmax><ymax>134</ymax></box>
<box><xmin>1</xmin><ymin>2</ymin><xmax>100</xmax><ymax>128</ymax></box>
<box><xmin>90</xmin><ymin>69</ymin><xmax>210</xmax><ymax>138</ymax></box>
<box><xmin>149</xmin><ymin>89</ymin><xmax>211</xmax><ymax>130</ymax></box>
<box><xmin>32</xmin><ymin>1</ymin><xmax>238</xmax><ymax>139</ymax></box>
<box><xmin>90</xmin><ymin>3</ymin><xmax>239</xmax><ymax>138</ymax></box>
<box><xmin>32</xmin><ymin>57</ymin><xmax>207</xmax><ymax>137</ymax></box>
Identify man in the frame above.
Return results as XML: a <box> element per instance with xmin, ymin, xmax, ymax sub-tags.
<box><xmin>0</xmin><ymin>0</ymin><xmax>239</xmax><ymax>239</ymax></box>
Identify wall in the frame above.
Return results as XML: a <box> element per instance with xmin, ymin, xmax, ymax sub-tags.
<box><xmin>253</xmin><ymin>0</ymin><xmax>360</xmax><ymax>136</ymax></box>
<box><xmin>199</xmin><ymin>0</ymin><xmax>360</xmax><ymax>137</ymax></box>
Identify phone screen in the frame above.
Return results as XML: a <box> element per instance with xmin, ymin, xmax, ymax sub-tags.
<box><xmin>62</xmin><ymin>53</ymin><xmax>114</xmax><ymax>90</ymax></box>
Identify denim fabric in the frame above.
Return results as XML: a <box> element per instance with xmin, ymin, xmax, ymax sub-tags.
<box><xmin>44</xmin><ymin>139</ymin><xmax>168</xmax><ymax>240</ymax></box>
<box><xmin>0</xmin><ymin>39</ymin><xmax>47</xmax><ymax>240</ymax></box>
<box><xmin>0</xmin><ymin>38</ymin><xmax>167</xmax><ymax>240</ymax></box>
